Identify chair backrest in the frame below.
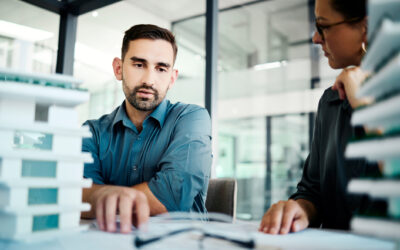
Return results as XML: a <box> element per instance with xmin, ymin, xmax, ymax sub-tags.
<box><xmin>205</xmin><ymin>178</ymin><xmax>237</xmax><ymax>218</ymax></box>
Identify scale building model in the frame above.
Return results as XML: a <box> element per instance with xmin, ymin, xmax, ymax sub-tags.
<box><xmin>0</xmin><ymin>68</ymin><xmax>93</xmax><ymax>241</ymax></box>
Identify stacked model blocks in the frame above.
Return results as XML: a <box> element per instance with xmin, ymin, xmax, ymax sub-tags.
<box><xmin>345</xmin><ymin>0</ymin><xmax>400</xmax><ymax>241</ymax></box>
<box><xmin>0</xmin><ymin>68</ymin><xmax>93</xmax><ymax>241</ymax></box>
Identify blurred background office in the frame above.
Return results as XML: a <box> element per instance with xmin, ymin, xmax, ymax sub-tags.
<box><xmin>0</xmin><ymin>0</ymin><xmax>341</xmax><ymax>220</ymax></box>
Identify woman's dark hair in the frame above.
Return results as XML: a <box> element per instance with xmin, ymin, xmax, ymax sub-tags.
<box><xmin>330</xmin><ymin>0</ymin><xmax>367</xmax><ymax>20</ymax></box>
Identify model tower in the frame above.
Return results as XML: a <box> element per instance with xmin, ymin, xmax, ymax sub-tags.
<box><xmin>345</xmin><ymin>0</ymin><xmax>400</xmax><ymax>242</ymax></box>
<box><xmin>0</xmin><ymin>68</ymin><xmax>92</xmax><ymax>241</ymax></box>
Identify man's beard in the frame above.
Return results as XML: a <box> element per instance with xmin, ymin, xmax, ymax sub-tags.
<box><xmin>125</xmin><ymin>83</ymin><xmax>160</xmax><ymax>111</ymax></box>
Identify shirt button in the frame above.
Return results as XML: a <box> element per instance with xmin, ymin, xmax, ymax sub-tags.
<box><xmin>137</xmin><ymin>137</ymin><xmax>141</xmax><ymax>141</ymax></box>
<box><xmin>132</xmin><ymin>165</ymin><xmax>138</xmax><ymax>171</ymax></box>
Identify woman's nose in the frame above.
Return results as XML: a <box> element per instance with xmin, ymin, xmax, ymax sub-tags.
<box><xmin>312</xmin><ymin>30</ymin><xmax>323</xmax><ymax>44</ymax></box>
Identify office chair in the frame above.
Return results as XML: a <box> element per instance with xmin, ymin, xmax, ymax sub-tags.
<box><xmin>205</xmin><ymin>178</ymin><xmax>237</xmax><ymax>219</ymax></box>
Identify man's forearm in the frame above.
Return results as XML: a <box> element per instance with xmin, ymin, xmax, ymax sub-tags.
<box><xmin>132</xmin><ymin>182</ymin><xmax>167</xmax><ymax>216</ymax></box>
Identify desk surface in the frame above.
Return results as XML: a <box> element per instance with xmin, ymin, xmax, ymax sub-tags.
<box><xmin>0</xmin><ymin>219</ymin><xmax>397</xmax><ymax>250</ymax></box>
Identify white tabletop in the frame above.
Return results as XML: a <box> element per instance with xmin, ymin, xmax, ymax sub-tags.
<box><xmin>0</xmin><ymin>219</ymin><xmax>396</xmax><ymax>250</ymax></box>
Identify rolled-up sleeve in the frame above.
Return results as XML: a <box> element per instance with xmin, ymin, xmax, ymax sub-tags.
<box><xmin>82</xmin><ymin>121</ymin><xmax>105</xmax><ymax>185</ymax></box>
<box><xmin>290</xmin><ymin>99</ymin><xmax>322</xmax><ymax>213</ymax></box>
<box><xmin>148</xmin><ymin>108</ymin><xmax>212</xmax><ymax>212</ymax></box>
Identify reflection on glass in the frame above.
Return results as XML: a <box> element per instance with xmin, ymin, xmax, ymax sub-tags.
<box><xmin>28</xmin><ymin>188</ymin><xmax>58</xmax><ymax>205</ymax></box>
<box><xmin>32</xmin><ymin>214</ymin><xmax>59</xmax><ymax>232</ymax></box>
<box><xmin>170</xmin><ymin>0</ymin><xmax>317</xmax><ymax>220</ymax></box>
<box><xmin>13</xmin><ymin>131</ymin><xmax>53</xmax><ymax>150</ymax></box>
<box><xmin>170</xmin><ymin>16</ymin><xmax>205</xmax><ymax>107</ymax></box>
<box><xmin>271</xmin><ymin>115</ymin><xmax>308</xmax><ymax>205</ymax></box>
<box><xmin>22</xmin><ymin>160</ymin><xmax>57</xmax><ymax>178</ymax></box>
<box><xmin>0</xmin><ymin>36</ymin><xmax>13</xmax><ymax>69</ymax></box>
<box><xmin>218</xmin><ymin>118</ymin><xmax>266</xmax><ymax>220</ymax></box>
<box><xmin>217</xmin><ymin>134</ymin><xmax>236</xmax><ymax>178</ymax></box>
<box><xmin>0</xmin><ymin>157</ymin><xmax>2</xmax><ymax>177</ymax></box>
<box><xmin>0</xmin><ymin>0</ymin><xmax>59</xmax><ymax>74</ymax></box>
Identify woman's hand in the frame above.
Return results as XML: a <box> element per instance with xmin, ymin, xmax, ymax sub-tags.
<box><xmin>259</xmin><ymin>199</ymin><xmax>317</xmax><ymax>235</ymax></box>
<box><xmin>332</xmin><ymin>67</ymin><xmax>373</xmax><ymax>109</ymax></box>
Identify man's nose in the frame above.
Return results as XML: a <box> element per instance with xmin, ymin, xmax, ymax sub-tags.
<box><xmin>142</xmin><ymin>69</ymin><xmax>155</xmax><ymax>86</ymax></box>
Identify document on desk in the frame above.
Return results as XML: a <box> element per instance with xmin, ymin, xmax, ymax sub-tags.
<box><xmin>132</xmin><ymin>213</ymin><xmax>395</xmax><ymax>250</ymax></box>
<box><xmin>134</xmin><ymin>216</ymin><xmax>260</xmax><ymax>250</ymax></box>
<box><xmin>1</xmin><ymin>215</ymin><xmax>395</xmax><ymax>250</ymax></box>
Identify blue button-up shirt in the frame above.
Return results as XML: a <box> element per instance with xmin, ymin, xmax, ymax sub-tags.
<box><xmin>82</xmin><ymin>99</ymin><xmax>212</xmax><ymax>213</ymax></box>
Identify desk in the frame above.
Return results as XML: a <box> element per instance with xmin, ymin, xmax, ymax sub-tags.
<box><xmin>0</xmin><ymin>219</ymin><xmax>396</xmax><ymax>250</ymax></box>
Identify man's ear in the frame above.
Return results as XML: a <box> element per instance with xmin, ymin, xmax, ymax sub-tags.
<box><xmin>112</xmin><ymin>57</ymin><xmax>123</xmax><ymax>81</ymax></box>
<box><xmin>168</xmin><ymin>69</ymin><xmax>178</xmax><ymax>89</ymax></box>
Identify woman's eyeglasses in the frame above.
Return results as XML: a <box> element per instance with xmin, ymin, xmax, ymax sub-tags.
<box><xmin>315</xmin><ymin>17</ymin><xmax>363</xmax><ymax>40</ymax></box>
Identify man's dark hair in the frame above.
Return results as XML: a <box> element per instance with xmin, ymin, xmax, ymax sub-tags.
<box><xmin>121</xmin><ymin>24</ymin><xmax>178</xmax><ymax>62</ymax></box>
<box><xmin>330</xmin><ymin>0</ymin><xmax>366</xmax><ymax>20</ymax></box>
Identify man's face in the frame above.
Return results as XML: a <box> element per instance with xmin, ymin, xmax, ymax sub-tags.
<box><xmin>113</xmin><ymin>39</ymin><xmax>178</xmax><ymax>112</ymax></box>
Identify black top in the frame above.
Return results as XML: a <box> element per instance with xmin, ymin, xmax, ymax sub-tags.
<box><xmin>290</xmin><ymin>87</ymin><xmax>380</xmax><ymax>230</ymax></box>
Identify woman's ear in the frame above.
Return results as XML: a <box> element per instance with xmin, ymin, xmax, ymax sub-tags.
<box><xmin>362</xmin><ymin>17</ymin><xmax>368</xmax><ymax>44</ymax></box>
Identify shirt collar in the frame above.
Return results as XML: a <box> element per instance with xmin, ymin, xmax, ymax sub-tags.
<box><xmin>112</xmin><ymin>99</ymin><xmax>169</xmax><ymax>129</ymax></box>
<box><xmin>148</xmin><ymin>98</ymin><xmax>169</xmax><ymax>128</ymax></box>
<box><xmin>112</xmin><ymin>101</ymin><xmax>134</xmax><ymax>129</ymax></box>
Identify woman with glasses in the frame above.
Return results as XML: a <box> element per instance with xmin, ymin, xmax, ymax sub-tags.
<box><xmin>259</xmin><ymin>0</ymin><xmax>377</xmax><ymax>234</ymax></box>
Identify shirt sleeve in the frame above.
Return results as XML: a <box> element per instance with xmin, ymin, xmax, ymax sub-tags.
<box><xmin>82</xmin><ymin>121</ymin><xmax>105</xmax><ymax>184</ymax></box>
<box><xmin>290</xmin><ymin>98</ymin><xmax>323</xmax><ymax>219</ymax></box>
<box><xmin>147</xmin><ymin>107</ymin><xmax>212</xmax><ymax>212</ymax></box>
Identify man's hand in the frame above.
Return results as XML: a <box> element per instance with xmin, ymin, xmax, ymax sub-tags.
<box><xmin>258</xmin><ymin>199</ymin><xmax>316</xmax><ymax>235</ymax></box>
<box><xmin>86</xmin><ymin>185</ymin><xmax>150</xmax><ymax>233</ymax></box>
<box><xmin>332</xmin><ymin>67</ymin><xmax>373</xmax><ymax>109</ymax></box>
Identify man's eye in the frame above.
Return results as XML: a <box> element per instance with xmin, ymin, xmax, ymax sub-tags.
<box><xmin>158</xmin><ymin>68</ymin><xmax>167</xmax><ymax>72</ymax></box>
<box><xmin>134</xmin><ymin>63</ymin><xmax>143</xmax><ymax>68</ymax></box>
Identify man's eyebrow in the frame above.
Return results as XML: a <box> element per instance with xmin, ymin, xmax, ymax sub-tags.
<box><xmin>130</xmin><ymin>57</ymin><xmax>170</xmax><ymax>68</ymax></box>
<box><xmin>157</xmin><ymin>62</ymin><xmax>171</xmax><ymax>68</ymax></box>
<box><xmin>130</xmin><ymin>56</ymin><xmax>147</xmax><ymax>63</ymax></box>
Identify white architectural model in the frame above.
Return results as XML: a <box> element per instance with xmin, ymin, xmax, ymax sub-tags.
<box><xmin>345</xmin><ymin>0</ymin><xmax>400</xmax><ymax>241</ymax></box>
<box><xmin>0</xmin><ymin>68</ymin><xmax>93</xmax><ymax>241</ymax></box>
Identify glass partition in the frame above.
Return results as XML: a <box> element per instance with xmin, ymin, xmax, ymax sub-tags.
<box><xmin>0</xmin><ymin>0</ymin><xmax>59</xmax><ymax>73</ymax></box>
<box><xmin>172</xmin><ymin>0</ymin><xmax>323</xmax><ymax>220</ymax></box>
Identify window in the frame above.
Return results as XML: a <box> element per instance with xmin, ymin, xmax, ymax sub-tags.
<box><xmin>28</xmin><ymin>188</ymin><xmax>58</xmax><ymax>205</ymax></box>
<box><xmin>34</xmin><ymin>104</ymin><xmax>49</xmax><ymax>122</ymax></box>
<box><xmin>13</xmin><ymin>131</ymin><xmax>53</xmax><ymax>150</ymax></box>
<box><xmin>171</xmin><ymin>0</ymin><xmax>322</xmax><ymax>220</ymax></box>
<box><xmin>32</xmin><ymin>214</ymin><xmax>59</xmax><ymax>232</ymax></box>
<box><xmin>22</xmin><ymin>160</ymin><xmax>57</xmax><ymax>178</ymax></box>
<box><xmin>0</xmin><ymin>0</ymin><xmax>59</xmax><ymax>74</ymax></box>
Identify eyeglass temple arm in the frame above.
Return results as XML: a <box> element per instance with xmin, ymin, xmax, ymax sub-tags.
<box><xmin>134</xmin><ymin>227</ymin><xmax>255</xmax><ymax>249</ymax></box>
